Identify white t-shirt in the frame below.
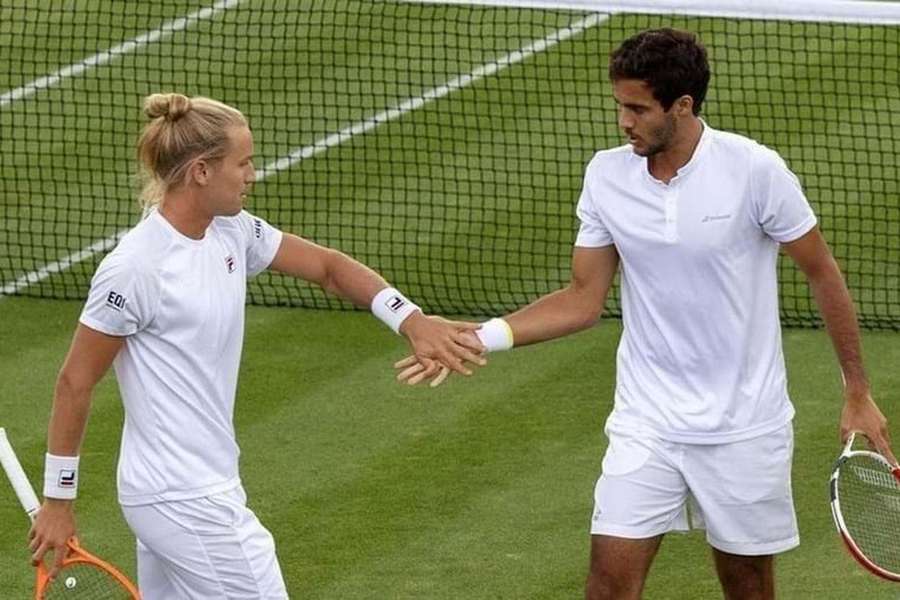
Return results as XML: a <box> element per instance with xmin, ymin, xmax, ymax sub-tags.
<box><xmin>79</xmin><ymin>209</ymin><xmax>283</xmax><ymax>505</ymax></box>
<box><xmin>575</xmin><ymin>123</ymin><xmax>817</xmax><ymax>444</ymax></box>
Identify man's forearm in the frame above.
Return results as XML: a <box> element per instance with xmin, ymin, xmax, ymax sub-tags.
<box><xmin>808</xmin><ymin>262</ymin><xmax>868</xmax><ymax>390</ymax></box>
<box><xmin>504</xmin><ymin>285</ymin><xmax>603</xmax><ymax>347</ymax></box>
<box><xmin>320</xmin><ymin>250</ymin><xmax>391</xmax><ymax>309</ymax></box>
<box><xmin>47</xmin><ymin>378</ymin><xmax>94</xmax><ymax>456</ymax></box>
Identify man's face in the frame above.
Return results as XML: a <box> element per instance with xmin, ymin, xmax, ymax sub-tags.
<box><xmin>612</xmin><ymin>79</ymin><xmax>677</xmax><ymax>157</ymax></box>
<box><xmin>203</xmin><ymin>126</ymin><xmax>256</xmax><ymax>217</ymax></box>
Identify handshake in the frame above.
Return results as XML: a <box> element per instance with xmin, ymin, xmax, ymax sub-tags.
<box><xmin>393</xmin><ymin>314</ymin><xmax>513</xmax><ymax>387</ymax></box>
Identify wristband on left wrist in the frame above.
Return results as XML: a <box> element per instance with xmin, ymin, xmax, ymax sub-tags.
<box><xmin>475</xmin><ymin>318</ymin><xmax>514</xmax><ymax>352</ymax></box>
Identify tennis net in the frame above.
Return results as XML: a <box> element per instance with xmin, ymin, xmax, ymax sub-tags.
<box><xmin>1</xmin><ymin>0</ymin><xmax>898</xmax><ymax>328</ymax></box>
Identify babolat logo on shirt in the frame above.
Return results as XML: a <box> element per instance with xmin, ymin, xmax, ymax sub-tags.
<box><xmin>106</xmin><ymin>291</ymin><xmax>126</xmax><ymax>311</ymax></box>
<box><xmin>253</xmin><ymin>218</ymin><xmax>262</xmax><ymax>239</ymax></box>
<box><xmin>701</xmin><ymin>213</ymin><xmax>732</xmax><ymax>223</ymax></box>
<box><xmin>386</xmin><ymin>295</ymin><xmax>406</xmax><ymax>313</ymax></box>
<box><xmin>225</xmin><ymin>255</ymin><xmax>236</xmax><ymax>273</ymax></box>
<box><xmin>58</xmin><ymin>469</ymin><xmax>76</xmax><ymax>488</ymax></box>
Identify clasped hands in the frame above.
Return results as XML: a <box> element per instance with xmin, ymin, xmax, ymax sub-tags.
<box><xmin>396</xmin><ymin>312</ymin><xmax>486</xmax><ymax>387</ymax></box>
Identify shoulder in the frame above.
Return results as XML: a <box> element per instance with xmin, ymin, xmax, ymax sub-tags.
<box><xmin>706</xmin><ymin>127</ymin><xmax>786</xmax><ymax>173</ymax></box>
<box><xmin>212</xmin><ymin>210</ymin><xmax>267</xmax><ymax>241</ymax></box>
<box><xmin>587</xmin><ymin>144</ymin><xmax>634</xmax><ymax>170</ymax></box>
<box><xmin>95</xmin><ymin>215</ymin><xmax>167</xmax><ymax>279</ymax></box>
<box><xmin>584</xmin><ymin>144</ymin><xmax>636</xmax><ymax>181</ymax></box>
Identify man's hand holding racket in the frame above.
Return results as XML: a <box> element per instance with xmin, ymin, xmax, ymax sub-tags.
<box><xmin>30</xmin><ymin>498</ymin><xmax>77</xmax><ymax>580</ymax></box>
<box><xmin>839</xmin><ymin>384</ymin><xmax>897</xmax><ymax>466</ymax></box>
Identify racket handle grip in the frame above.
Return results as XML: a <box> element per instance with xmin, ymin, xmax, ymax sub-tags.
<box><xmin>843</xmin><ymin>432</ymin><xmax>856</xmax><ymax>454</ymax></box>
<box><xmin>0</xmin><ymin>428</ymin><xmax>42</xmax><ymax>521</ymax></box>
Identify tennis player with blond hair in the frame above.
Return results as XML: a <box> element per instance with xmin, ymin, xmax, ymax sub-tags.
<box><xmin>28</xmin><ymin>93</ymin><xmax>485</xmax><ymax>598</ymax></box>
<box><xmin>397</xmin><ymin>28</ymin><xmax>895</xmax><ymax>599</ymax></box>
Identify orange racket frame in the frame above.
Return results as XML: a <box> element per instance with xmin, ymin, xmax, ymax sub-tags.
<box><xmin>34</xmin><ymin>537</ymin><xmax>140</xmax><ymax>599</ymax></box>
<box><xmin>0</xmin><ymin>428</ymin><xmax>140</xmax><ymax>598</ymax></box>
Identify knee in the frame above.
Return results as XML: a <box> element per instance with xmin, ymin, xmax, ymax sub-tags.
<box><xmin>584</xmin><ymin>574</ymin><xmax>613</xmax><ymax>600</ymax></box>
<box><xmin>717</xmin><ymin>554</ymin><xmax>773</xmax><ymax>600</ymax></box>
<box><xmin>720</xmin><ymin>571</ymin><xmax>767</xmax><ymax>600</ymax></box>
<box><xmin>585</xmin><ymin>565</ymin><xmax>641</xmax><ymax>600</ymax></box>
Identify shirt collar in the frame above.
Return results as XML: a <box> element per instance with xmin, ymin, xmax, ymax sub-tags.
<box><xmin>636</xmin><ymin>118</ymin><xmax>712</xmax><ymax>186</ymax></box>
<box><xmin>674</xmin><ymin>118</ymin><xmax>711</xmax><ymax>179</ymax></box>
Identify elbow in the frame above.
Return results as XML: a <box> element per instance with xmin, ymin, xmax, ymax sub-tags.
<box><xmin>805</xmin><ymin>255</ymin><xmax>845</xmax><ymax>288</ymax></box>
<box><xmin>55</xmin><ymin>368</ymin><xmax>92</xmax><ymax>402</ymax></box>
<box><xmin>578</xmin><ymin>307</ymin><xmax>603</xmax><ymax>331</ymax></box>
<box><xmin>317</xmin><ymin>248</ymin><xmax>347</xmax><ymax>294</ymax></box>
<box><xmin>565</xmin><ymin>284</ymin><xmax>605</xmax><ymax>331</ymax></box>
<box><xmin>572</xmin><ymin>297</ymin><xmax>604</xmax><ymax>331</ymax></box>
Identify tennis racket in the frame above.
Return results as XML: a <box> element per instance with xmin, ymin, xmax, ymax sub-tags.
<box><xmin>0</xmin><ymin>427</ymin><xmax>140</xmax><ymax>599</ymax></box>
<box><xmin>829</xmin><ymin>431</ymin><xmax>900</xmax><ymax>581</ymax></box>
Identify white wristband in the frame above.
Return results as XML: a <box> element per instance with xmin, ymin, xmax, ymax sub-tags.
<box><xmin>44</xmin><ymin>453</ymin><xmax>79</xmax><ymax>500</ymax></box>
<box><xmin>371</xmin><ymin>287</ymin><xmax>421</xmax><ymax>334</ymax></box>
<box><xmin>475</xmin><ymin>318</ymin><xmax>514</xmax><ymax>352</ymax></box>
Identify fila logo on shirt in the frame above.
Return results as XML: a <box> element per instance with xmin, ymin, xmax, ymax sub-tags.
<box><xmin>58</xmin><ymin>469</ymin><xmax>77</xmax><ymax>488</ymax></box>
<box><xmin>253</xmin><ymin>218</ymin><xmax>263</xmax><ymax>239</ymax></box>
<box><xmin>105</xmin><ymin>291</ymin><xmax>126</xmax><ymax>311</ymax></box>
<box><xmin>385</xmin><ymin>295</ymin><xmax>406</xmax><ymax>313</ymax></box>
<box><xmin>225</xmin><ymin>255</ymin><xmax>236</xmax><ymax>273</ymax></box>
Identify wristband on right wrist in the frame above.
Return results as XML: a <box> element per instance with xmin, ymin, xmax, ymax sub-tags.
<box><xmin>43</xmin><ymin>453</ymin><xmax>79</xmax><ymax>500</ymax></box>
<box><xmin>371</xmin><ymin>287</ymin><xmax>421</xmax><ymax>334</ymax></box>
<box><xmin>475</xmin><ymin>318</ymin><xmax>514</xmax><ymax>352</ymax></box>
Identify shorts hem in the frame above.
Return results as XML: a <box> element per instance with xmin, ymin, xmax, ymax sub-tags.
<box><xmin>707</xmin><ymin>534</ymin><xmax>799</xmax><ymax>556</ymax></box>
<box><xmin>590</xmin><ymin>522</ymin><xmax>686</xmax><ymax>539</ymax></box>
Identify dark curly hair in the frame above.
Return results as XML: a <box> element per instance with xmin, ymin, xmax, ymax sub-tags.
<box><xmin>609</xmin><ymin>28</ymin><xmax>710</xmax><ymax>115</ymax></box>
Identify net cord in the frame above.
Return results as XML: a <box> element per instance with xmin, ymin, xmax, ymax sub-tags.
<box><xmin>399</xmin><ymin>0</ymin><xmax>900</xmax><ymax>24</ymax></box>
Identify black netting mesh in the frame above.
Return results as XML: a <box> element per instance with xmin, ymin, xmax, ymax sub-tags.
<box><xmin>1</xmin><ymin>1</ymin><xmax>897</xmax><ymax>328</ymax></box>
<box><xmin>42</xmin><ymin>562</ymin><xmax>134</xmax><ymax>599</ymax></box>
<box><xmin>836</xmin><ymin>455</ymin><xmax>900</xmax><ymax>577</ymax></box>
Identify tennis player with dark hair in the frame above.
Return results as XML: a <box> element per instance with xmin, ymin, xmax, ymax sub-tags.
<box><xmin>397</xmin><ymin>28</ymin><xmax>895</xmax><ymax>599</ymax></box>
<box><xmin>28</xmin><ymin>93</ymin><xmax>485</xmax><ymax>598</ymax></box>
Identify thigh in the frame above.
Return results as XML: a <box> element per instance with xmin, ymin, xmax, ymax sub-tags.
<box><xmin>136</xmin><ymin>538</ymin><xmax>178</xmax><ymax>600</ymax></box>
<box><xmin>591</xmin><ymin>433</ymin><xmax>690</xmax><ymax>538</ymax></box>
<box><xmin>122</xmin><ymin>489</ymin><xmax>288</xmax><ymax>599</ymax></box>
<box><xmin>684</xmin><ymin>424</ymin><xmax>798</xmax><ymax>556</ymax></box>
<box><xmin>586</xmin><ymin>534</ymin><xmax>663</xmax><ymax>600</ymax></box>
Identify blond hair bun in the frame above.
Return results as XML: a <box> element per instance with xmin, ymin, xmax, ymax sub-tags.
<box><xmin>143</xmin><ymin>93</ymin><xmax>192</xmax><ymax>122</ymax></box>
<box><xmin>136</xmin><ymin>93</ymin><xmax>247</xmax><ymax>210</ymax></box>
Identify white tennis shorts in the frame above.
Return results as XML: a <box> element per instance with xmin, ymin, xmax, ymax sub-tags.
<box><xmin>590</xmin><ymin>423</ymin><xmax>799</xmax><ymax>556</ymax></box>
<box><xmin>121</xmin><ymin>486</ymin><xmax>288</xmax><ymax>599</ymax></box>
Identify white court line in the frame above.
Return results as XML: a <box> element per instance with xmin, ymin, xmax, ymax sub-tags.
<box><xmin>256</xmin><ymin>12</ymin><xmax>607</xmax><ymax>178</ymax></box>
<box><xmin>1</xmin><ymin>12</ymin><xmax>607</xmax><ymax>296</ymax></box>
<box><xmin>0</xmin><ymin>0</ymin><xmax>242</xmax><ymax>108</ymax></box>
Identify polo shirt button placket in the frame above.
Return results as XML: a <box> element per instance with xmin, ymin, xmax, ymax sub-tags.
<box><xmin>664</xmin><ymin>185</ymin><xmax>678</xmax><ymax>243</ymax></box>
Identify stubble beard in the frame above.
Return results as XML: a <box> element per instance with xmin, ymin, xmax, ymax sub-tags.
<box><xmin>634</xmin><ymin>113</ymin><xmax>677</xmax><ymax>157</ymax></box>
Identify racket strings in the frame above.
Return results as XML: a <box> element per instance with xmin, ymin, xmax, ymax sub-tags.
<box><xmin>42</xmin><ymin>563</ymin><xmax>134</xmax><ymax>599</ymax></box>
<box><xmin>838</xmin><ymin>454</ymin><xmax>900</xmax><ymax>574</ymax></box>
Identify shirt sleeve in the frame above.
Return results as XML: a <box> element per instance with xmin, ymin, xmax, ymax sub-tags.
<box><xmin>78</xmin><ymin>252</ymin><xmax>159</xmax><ymax>336</ymax></box>
<box><xmin>236</xmin><ymin>210</ymin><xmax>284</xmax><ymax>277</ymax></box>
<box><xmin>574</xmin><ymin>158</ymin><xmax>615</xmax><ymax>248</ymax></box>
<box><xmin>751</xmin><ymin>148</ymin><xmax>817</xmax><ymax>243</ymax></box>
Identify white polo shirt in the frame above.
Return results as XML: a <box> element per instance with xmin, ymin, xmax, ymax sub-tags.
<box><xmin>575</xmin><ymin>123</ymin><xmax>817</xmax><ymax>444</ymax></box>
<box><xmin>79</xmin><ymin>209</ymin><xmax>282</xmax><ymax>505</ymax></box>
